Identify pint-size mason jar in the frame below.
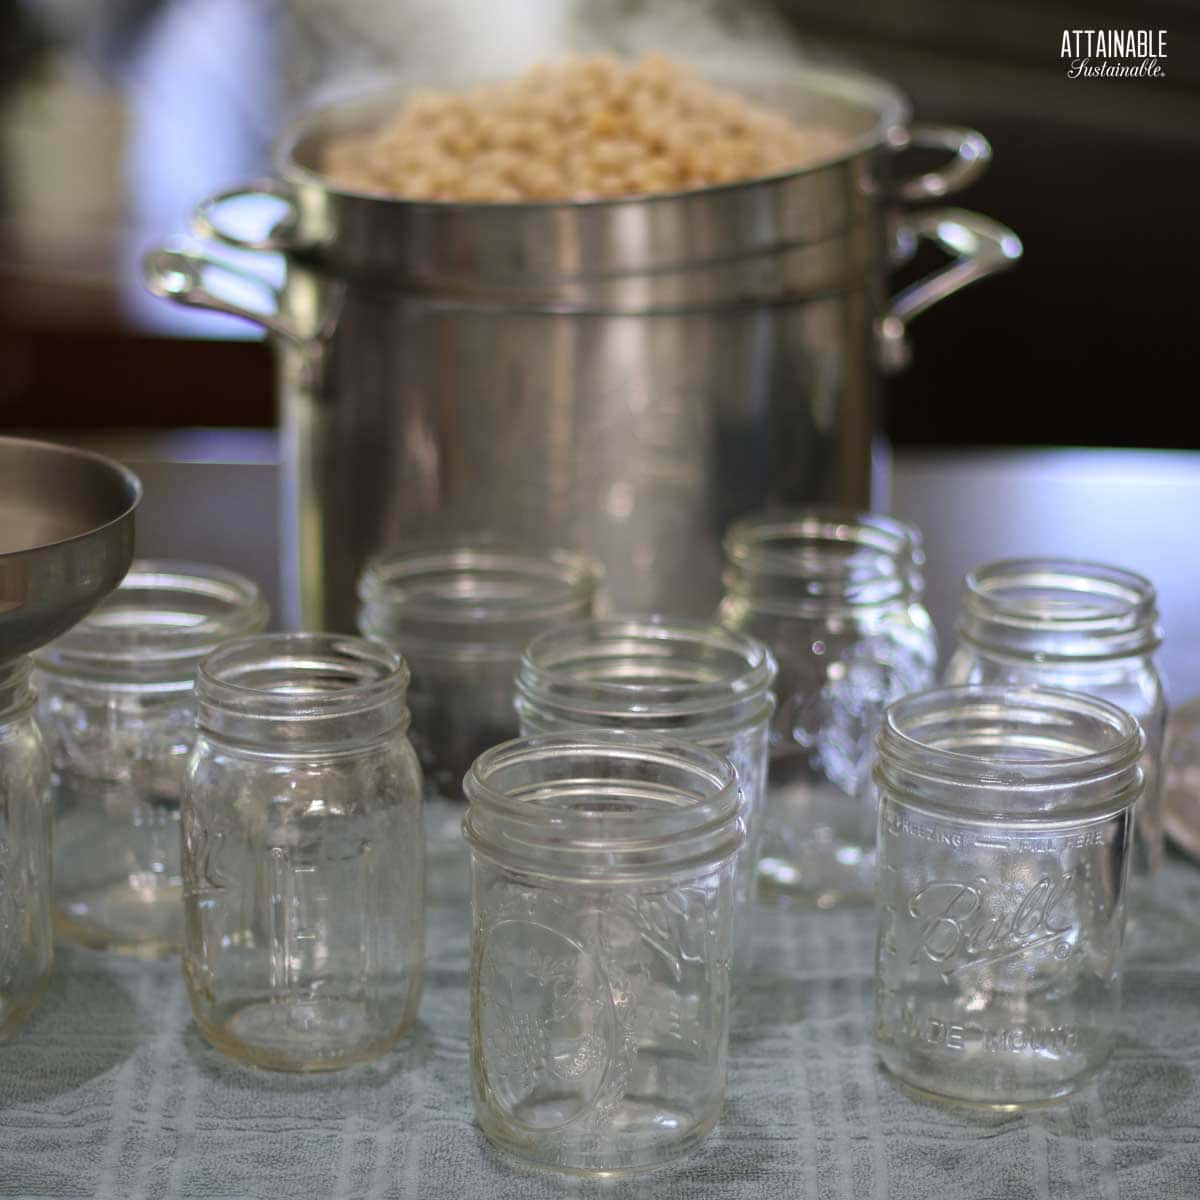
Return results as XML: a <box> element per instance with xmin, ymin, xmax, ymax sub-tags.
<box><xmin>0</xmin><ymin>658</ymin><xmax>52</xmax><ymax>1039</ymax></box>
<box><xmin>34</xmin><ymin>561</ymin><xmax>268</xmax><ymax>956</ymax></box>
<box><xmin>464</xmin><ymin>733</ymin><xmax>743</xmax><ymax>1174</ymax></box>
<box><xmin>719</xmin><ymin>510</ymin><xmax>937</xmax><ymax>907</ymax></box>
<box><xmin>513</xmin><ymin>617</ymin><xmax>775</xmax><ymax>975</ymax></box>
<box><xmin>358</xmin><ymin>543</ymin><xmax>601</xmax><ymax>797</ymax></box>
<box><xmin>944</xmin><ymin>558</ymin><xmax>1166</xmax><ymax>883</ymax></box>
<box><xmin>182</xmin><ymin>634</ymin><xmax>424</xmax><ymax>1072</ymax></box>
<box><xmin>874</xmin><ymin>685</ymin><xmax>1143</xmax><ymax>1109</ymax></box>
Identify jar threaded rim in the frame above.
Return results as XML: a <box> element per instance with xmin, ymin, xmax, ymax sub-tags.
<box><xmin>464</xmin><ymin>732</ymin><xmax>743</xmax><ymax>879</ymax></box>
<box><xmin>722</xmin><ymin>508</ymin><xmax>923</xmax><ymax>613</ymax></box>
<box><xmin>515</xmin><ymin>617</ymin><xmax>776</xmax><ymax>732</ymax></box>
<box><xmin>876</xmin><ymin>685</ymin><xmax>1144</xmax><ymax>820</ymax></box>
<box><xmin>358</xmin><ymin>543</ymin><xmax>602</xmax><ymax>657</ymax></box>
<box><xmin>958</xmin><ymin>557</ymin><xmax>1161</xmax><ymax>661</ymax></box>
<box><xmin>35</xmin><ymin>560</ymin><xmax>268</xmax><ymax>684</ymax></box>
<box><xmin>196</xmin><ymin>633</ymin><xmax>411</xmax><ymax>748</ymax></box>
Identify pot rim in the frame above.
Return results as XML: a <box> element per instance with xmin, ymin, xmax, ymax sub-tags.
<box><xmin>272</xmin><ymin>63</ymin><xmax>912</xmax><ymax>211</ymax></box>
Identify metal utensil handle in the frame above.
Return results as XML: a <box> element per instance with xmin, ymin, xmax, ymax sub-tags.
<box><xmin>191</xmin><ymin>180</ymin><xmax>299</xmax><ymax>251</ymax></box>
<box><xmin>877</xmin><ymin>208</ymin><xmax>1022</xmax><ymax>372</ymax></box>
<box><xmin>142</xmin><ymin>246</ymin><xmax>303</xmax><ymax>343</ymax></box>
<box><xmin>895</xmin><ymin>124</ymin><xmax>992</xmax><ymax>203</ymax></box>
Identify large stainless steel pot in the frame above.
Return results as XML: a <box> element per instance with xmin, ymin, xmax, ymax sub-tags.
<box><xmin>145</xmin><ymin>66</ymin><xmax>1020</xmax><ymax>632</ymax></box>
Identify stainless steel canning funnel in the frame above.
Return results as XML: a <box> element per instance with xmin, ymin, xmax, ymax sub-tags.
<box><xmin>0</xmin><ymin>438</ymin><xmax>141</xmax><ymax>662</ymax></box>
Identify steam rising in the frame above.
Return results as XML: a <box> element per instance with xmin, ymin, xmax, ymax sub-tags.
<box><xmin>282</xmin><ymin>0</ymin><xmax>818</xmax><ymax>111</ymax></box>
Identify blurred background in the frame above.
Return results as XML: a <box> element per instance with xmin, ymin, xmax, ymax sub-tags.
<box><xmin>2</xmin><ymin>0</ymin><xmax>1199</xmax><ymax>692</ymax></box>
<box><xmin>0</xmin><ymin>0</ymin><xmax>1196</xmax><ymax>445</ymax></box>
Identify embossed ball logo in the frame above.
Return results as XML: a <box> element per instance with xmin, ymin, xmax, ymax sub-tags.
<box><xmin>476</xmin><ymin>919</ymin><xmax>615</xmax><ymax>1130</ymax></box>
<box><xmin>904</xmin><ymin>873</ymin><xmax>1083</xmax><ymax>984</ymax></box>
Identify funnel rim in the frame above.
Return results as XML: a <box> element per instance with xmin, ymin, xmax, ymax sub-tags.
<box><xmin>0</xmin><ymin>436</ymin><xmax>142</xmax><ymax>562</ymax></box>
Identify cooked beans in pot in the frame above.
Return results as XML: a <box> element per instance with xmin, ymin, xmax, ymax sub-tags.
<box><xmin>320</xmin><ymin>53</ymin><xmax>844</xmax><ymax>202</ymax></box>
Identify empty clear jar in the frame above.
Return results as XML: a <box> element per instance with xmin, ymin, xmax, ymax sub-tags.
<box><xmin>464</xmin><ymin>733</ymin><xmax>742</xmax><ymax>1174</ymax></box>
<box><xmin>0</xmin><ymin>659</ymin><xmax>52</xmax><ymax>1039</ymax></box>
<box><xmin>874</xmin><ymin>685</ymin><xmax>1142</xmax><ymax>1108</ymax></box>
<box><xmin>719</xmin><ymin>511</ymin><xmax>937</xmax><ymax>907</ymax></box>
<box><xmin>514</xmin><ymin>617</ymin><xmax>775</xmax><ymax>974</ymax></box>
<box><xmin>358</xmin><ymin>544</ymin><xmax>601</xmax><ymax>797</ymax></box>
<box><xmin>34</xmin><ymin>562</ymin><xmax>268</xmax><ymax>956</ymax></box>
<box><xmin>182</xmin><ymin>634</ymin><xmax>424</xmax><ymax>1072</ymax></box>
<box><xmin>944</xmin><ymin>559</ymin><xmax>1166</xmax><ymax>883</ymax></box>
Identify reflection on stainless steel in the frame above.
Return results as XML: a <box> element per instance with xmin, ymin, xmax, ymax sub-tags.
<box><xmin>876</xmin><ymin>207</ymin><xmax>1021</xmax><ymax>371</ymax></box>
<box><xmin>0</xmin><ymin>438</ymin><xmax>141</xmax><ymax>662</ymax></box>
<box><xmin>145</xmin><ymin>66</ymin><xmax>1019</xmax><ymax>632</ymax></box>
<box><xmin>1166</xmin><ymin>698</ymin><xmax>1200</xmax><ymax>862</ymax></box>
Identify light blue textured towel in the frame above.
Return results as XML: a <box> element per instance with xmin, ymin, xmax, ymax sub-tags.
<box><xmin>3</xmin><ymin>801</ymin><xmax>1199</xmax><ymax>1199</ymax></box>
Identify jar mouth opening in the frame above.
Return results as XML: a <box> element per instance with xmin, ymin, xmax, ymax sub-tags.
<box><xmin>197</xmin><ymin>633</ymin><xmax>408</xmax><ymax>721</ymax></box>
<box><xmin>880</xmin><ymin>685</ymin><xmax>1144</xmax><ymax>792</ymax></box>
<box><xmin>464</xmin><ymin>732</ymin><xmax>741</xmax><ymax>868</ymax></box>
<box><xmin>723</xmin><ymin>508</ymin><xmax>919</xmax><ymax>607</ymax></box>
<box><xmin>964</xmin><ymin>558</ymin><xmax>1157</xmax><ymax>628</ymax></box>
<box><xmin>959</xmin><ymin>558</ymin><xmax>1161</xmax><ymax>661</ymax></box>
<box><xmin>36</xmin><ymin>561</ymin><xmax>268</xmax><ymax>679</ymax></box>
<box><xmin>516</xmin><ymin>617</ymin><xmax>777</xmax><ymax>723</ymax></box>
<box><xmin>358</xmin><ymin>545</ymin><xmax>601</xmax><ymax>624</ymax></box>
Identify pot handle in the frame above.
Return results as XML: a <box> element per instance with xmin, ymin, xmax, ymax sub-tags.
<box><xmin>894</xmin><ymin>124</ymin><xmax>992</xmax><ymax>203</ymax></box>
<box><xmin>877</xmin><ymin>207</ymin><xmax>1022</xmax><ymax>372</ymax></box>
<box><xmin>142</xmin><ymin>246</ymin><xmax>305</xmax><ymax>343</ymax></box>
<box><xmin>191</xmin><ymin>179</ymin><xmax>300</xmax><ymax>251</ymax></box>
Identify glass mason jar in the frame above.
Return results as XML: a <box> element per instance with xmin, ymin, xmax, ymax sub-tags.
<box><xmin>719</xmin><ymin>510</ymin><xmax>937</xmax><ymax>907</ymax></box>
<box><xmin>874</xmin><ymin>685</ymin><xmax>1142</xmax><ymax>1109</ymax></box>
<box><xmin>464</xmin><ymin>733</ymin><xmax>743</xmax><ymax>1174</ymax></box>
<box><xmin>34</xmin><ymin>561</ymin><xmax>268</xmax><ymax>956</ymax></box>
<box><xmin>358</xmin><ymin>544</ymin><xmax>601</xmax><ymax>797</ymax></box>
<box><xmin>513</xmin><ymin>617</ymin><xmax>775</xmax><ymax>975</ymax></box>
<box><xmin>0</xmin><ymin>659</ymin><xmax>52</xmax><ymax>1039</ymax></box>
<box><xmin>944</xmin><ymin>558</ymin><xmax>1166</xmax><ymax>883</ymax></box>
<box><xmin>182</xmin><ymin>634</ymin><xmax>425</xmax><ymax>1072</ymax></box>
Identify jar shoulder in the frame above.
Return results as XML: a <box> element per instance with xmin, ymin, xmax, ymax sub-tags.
<box><xmin>943</xmin><ymin>646</ymin><xmax>1166</xmax><ymax>718</ymax></box>
<box><xmin>721</xmin><ymin>603</ymin><xmax>936</xmax><ymax>658</ymax></box>
<box><xmin>186</xmin><ymin>732</ymin><xmax>424</xmax><ymax>814</ymax></box>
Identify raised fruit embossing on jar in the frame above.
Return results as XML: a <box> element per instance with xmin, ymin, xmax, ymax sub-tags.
<box><xmin>477</xmin><ymin>918</ymin><xmax>614</xmax><ymax>1129</ymax></box>
<box><xmin>464</xmin><ymin>733</ymin><xmax>742</xmax><ymax>1174</ymax></box>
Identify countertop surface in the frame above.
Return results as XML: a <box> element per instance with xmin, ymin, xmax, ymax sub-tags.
<box><xmin>46</xmin><ymin>432</ymin><xmax>1200</xmax><ymax>703</ymax></box>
